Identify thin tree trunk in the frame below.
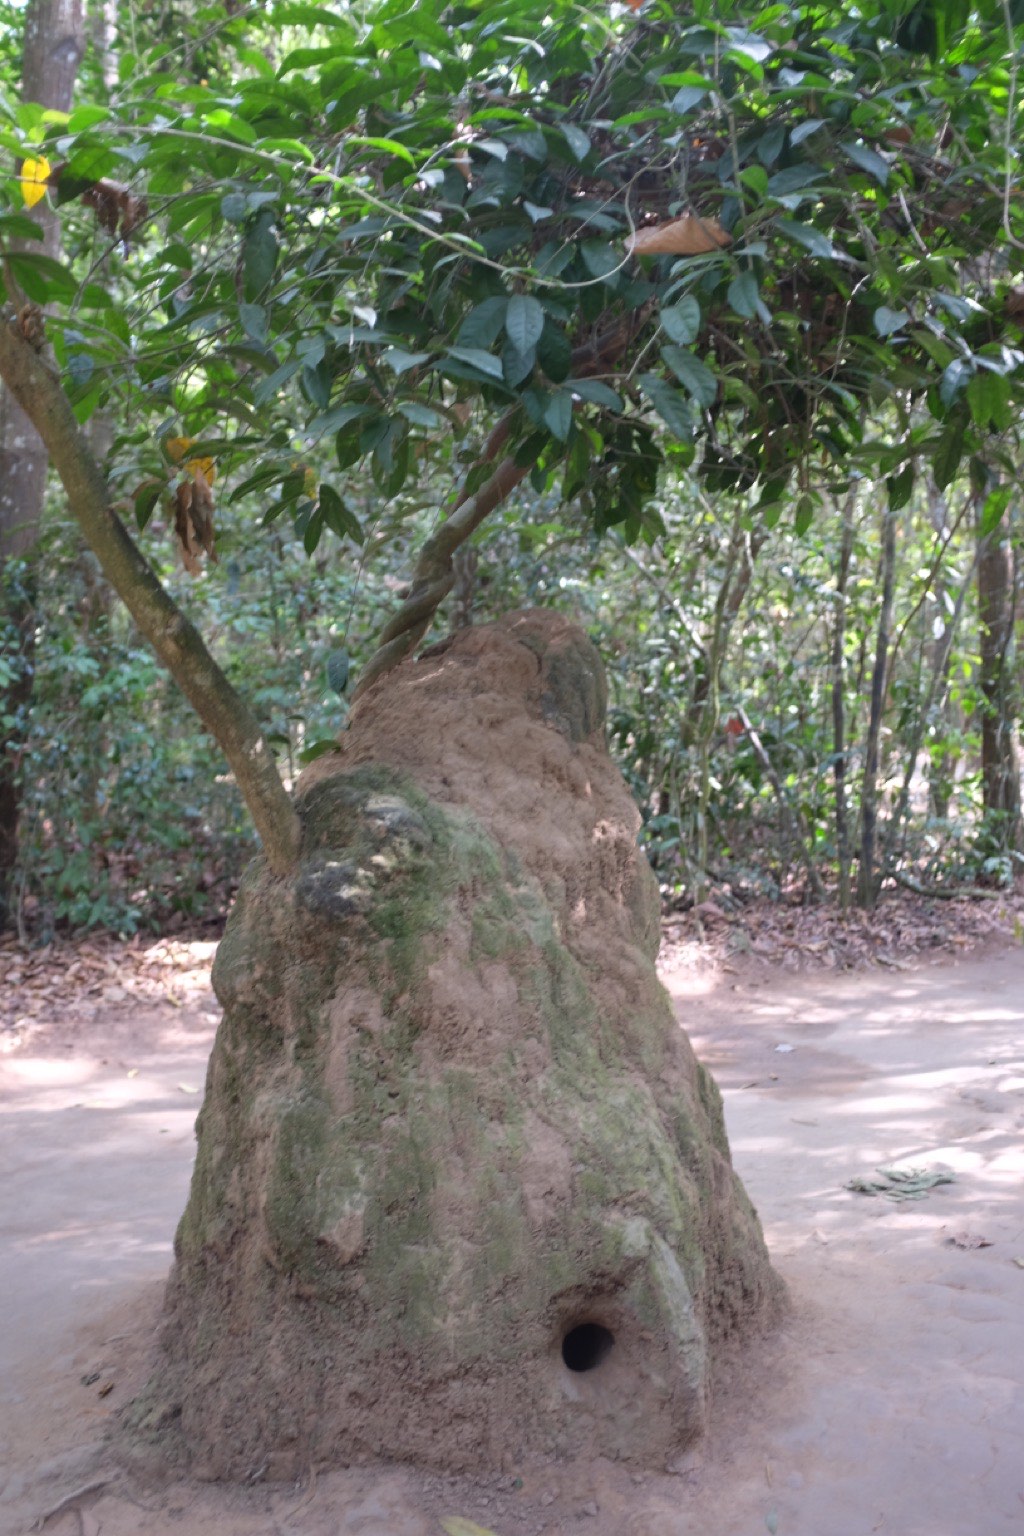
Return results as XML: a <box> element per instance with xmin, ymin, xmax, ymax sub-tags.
<box><xmin>882</xmin><ymin>537</ymin><xmax>981</xmax><ymax>876</ymax></box>
<box><xmin>857</xmin><ymin>499</ymin><xmax>898</xmax><ymax>909</ymax></box>
<box><xmin>0</xmin><ymin>0</ymin><xmax>85</xmax><ymax>926</ymax></box>
<box><xmin>977</xmin><ymin>506</ymin><xmax>1022</xmax><ymax>845</ymax></box>
<box><xmin>831</xmin><ymin>501</ymin><xmax>854</xmax><ymax>908</ymax></box>
<box><xmin>91</xmin><ymin>0</ymin><xmax>118</xmax><ymax>90</ymax></box>
<box><xmin>685</xmin><ymin>518</ymin><xmax>765</xmax><ymax>903</ymax></box>
<box><xmin>924</xmin><ymin>484</ymin><xmax>956</xmax><ymax>819</ymax></box>
<box><xmin>735</xmin><ymin>702</ymin><xmax>825</xmax><ymax>901</ymax></box>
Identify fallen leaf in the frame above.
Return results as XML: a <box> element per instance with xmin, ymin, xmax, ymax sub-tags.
<box><xmin>947</xmin><ymin>1232</ymin><xmax>993</xmax><ymax>1249</ymax></box>
<box><xmin>1011</xmin><ymin>1257</ymin><xmax>1024</xmax><ymax>1268</ymax></box>
<box><xmin>177</xmin><ymin>1083</ymin><xmax>199</xmax><ymax>1094</ymax></box>
<box><xmin>441</xmin><ymin>1520</ymin><xmax>501</xmax><ymax>1536</ymax></box>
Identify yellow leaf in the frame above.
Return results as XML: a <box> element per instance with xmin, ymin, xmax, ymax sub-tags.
<box><xmin>189</xmin><ymin>457</ymin><xmax>216</xmax><ymax>485</ymax></box>
<box><xmin>19</xmin><ymin>155</ymin><xmax>50</xmax><ymax>209</ymax></box>
<box><xmin>166</xmin><ymin>436</ymin><xmax>216</xmax><ymax>484</ymax></box>
<box><xmin>440</xmin><ymin>1520</ymin><xmax>500</xmax><ymax>1536</ymax></box>
<box><xmin>165</xmin><ymin>435</ymin><xmax>194</xmax><ymax>464</ymax></box>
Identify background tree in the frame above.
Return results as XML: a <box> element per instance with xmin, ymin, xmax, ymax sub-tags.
<box><xmin>0</xmin><ymin>0</ymin><xmax>84</xmax><ymax>923</ymax></box>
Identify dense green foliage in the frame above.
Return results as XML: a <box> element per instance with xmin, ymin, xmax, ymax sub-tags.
<box><xmin>10</xmin><ymin>468</ymin><xmax>1017</xmax><ymax>933</ymax></box>
<box><xmin>4</xmin><ymin>0</ymin><xmax>1024</xmax><ymax>542</ymax></box>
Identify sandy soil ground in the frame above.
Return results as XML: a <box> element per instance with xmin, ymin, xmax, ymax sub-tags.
<box><xmin>2</xmin><ymin>939</ymin><xmax>1023</xmax><ymax>1536</ymax></box>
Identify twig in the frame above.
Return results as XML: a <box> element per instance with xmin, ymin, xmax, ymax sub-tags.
<box><xmin>33</xmin><ymin>1479</ymin><xmax>109</xmax><ymax>1530</ymax></box>
<box><xmin>892</xmin><ymin>870</ymin><xmax>1004</xmax><ymax>900</ymax></box>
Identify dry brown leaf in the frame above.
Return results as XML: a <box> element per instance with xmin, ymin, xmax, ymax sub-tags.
<box><xmin>189</xmin><ymin>469</ymin><xmax>217</xmax><ymax>561</ymax></box>
<box><xmin>172</xmin><ymin>473</ymin><xmax>216</xmax><ymax>574</ymax></box>
<box><xmin>947</xmin><ymin>1232</ymin><xmax>993</xmax><ymax>1250</ymax></box>
<box><xmin>627</xmin><ymin>213</ymin><xmax>731</xmax><ymax>257</ymax></box>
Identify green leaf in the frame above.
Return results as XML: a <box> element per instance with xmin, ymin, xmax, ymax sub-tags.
<box><xmin>981</xmin><ymin>483</ymin><xmax>1012</xmax><ymax>536</ymax></box>
<box><xmin>0</xmin><ymin>213</ymin><xmax>45</xmax><ymax>242</ymax></box>
<box><xmin>887</xmin><ymin>463</ymin><xmax>915</xmax><ymax>510</ymax></box>
<box><xmin>537</xmin><ymin>323</ymin><xmax>572</xmax><ymax>382</ymax></box>
<box><xmin>326</xmin><ymin>648</ymin><xmax>350</xmax><ymax>695</ymax></box>
<box><xmin>728</xmin><ymin>272</ymin><xmax>770</xmax><ymax>323</ymax></box>
<box><xmin>445</xmin><ymin>346</ymin><xmax>504</xmax><ymax>381</ymax></box>
<box><xmin>134</xmin><ymin>480</ymin><xmax>164</xmax><ymax>531</ymax></box>
<box><xmin>560</xmin><ymin>124</ymin><xmax>591</xmax><ymax>160</ymax></box>
<box><xmin>932</xmin><ymin>416</ymin><xmax>965</xmax><ymax>491</ymax></box>
<box><xmin>299</xmin><ymin>738</ymin><xmax>343</xmax><ymax>763</ymax></box>
<box><xmin>396</xmin><ymin>401</ymin><xmax>445</xmax><ymax>429</ymax></box>
<box><xmin>567</xmin><ymin>379</ymin><xmax>623</xmax><ymax>411</ymax></box>
<box><xmin>313</xmin><ymin>403</ymin><xmax>371</xmax><ymax>436</ymax></box>
<box><xmin>221</xmin><ymin>191</ymin><xmax>247</xmax><ymax>223</ymax></box>
<box><xmin>639</xmin><ymin>374</ymin><xmax>693</xmax><ymax>439</ymax></box>
<box><xmin>302</xmin><ymin>504</ymin><xmax>325</xmax><ymax>554</ymax></box>
<box><xmin>794</xmin><ymin>494</ymin><xmax>815</xmax><ymax>536</ymax></box>
<box><xmin>502</xmin><ymin>339</ymin><xmax>536</xmax><ymax>387</ymax></box>
<box><xmin>505</xmin><ymin>294</ymin><xmax>545</xmax><ymax>354</ymax></box>
<box><xmin>7</xmin><ymin>252</ymin><xmax>77</xmax><ymax>304</ymax></box>
<box><xmin>660</xmin><ymin>296</ymin><xmax>701</xmax><ymax>345</ymax></box>
<box><xmin>347</xmin><ymin>134</ymin><xmax>417</xmax><ymax>166</ymax></box>
<box><xmin>661</xmin><ymin>345</ymin><xmax>718</xmax><ymax>408</ymax></box>
<box><xmin>67</xmin><ymin>104</ymin><xmax>111</xmax><ymax>132</ymax></box>
<box><xmin>967</xmin><ymin>369</ymin><xmax>1011</xmax><ymax>432</ymax></box>
<box><xmin>874</xmin><ymin>306</ymin><xmax>909</xmax><ymax>338</ymax></box>
<box><xmin>253</xmin><ymin>357</ymin><xmax>301</xmax><ymax>405</ymax></box>
<box><xmin>319</xmin><ymin>482</ymin><xmax>363</xmax><ymax>542</ymax></box>
<box><xmin>457</xmin><ymin>297</ymin><xmax>508</xmax><ymax>350</ymax></box>
<box><xmin>239</xmin><ymin>303</ymin><xmax>269</xmax><ymax>343</ymax></box>
<box><xmin>243</xmin><ymin>209</ymin><xmax>278</xmax><ymax>301</ymax></box>
<box><xmin>776</xmin><ymin>218</ymin><xmax>833</xmax><ymax>258</ymax></box>
<box><xmin>382</xmin><ymin>348</ymin><xmax>432</xmax><ymax>375</ymax></box>
<box><xmin>581</xmin><ymin>241</ymin><xmax>621</xmax><ymax>282</ymax></box>
<box><xmin>843</xmin><ymin>140</ymin><xmax>890</xmax><ymax>186</ymax></box>
<box><xmin>440</xmin><ymin>1520</ymin><xmax>500</xmax><ymax>1536</ymax></box>
<box><xmin>940</xmin><ymin>359</ymin><xmax>971</xmax><ymax>408</ymax></box>
<box><xmin>790</xmin><ymin>118</ymin><xmax>824</xmax><ymax>145</ymax></box>
<box><xmin>543</xmin><ymin>390</ymin><xmax>573</xmax><ymax>440</ymax></box>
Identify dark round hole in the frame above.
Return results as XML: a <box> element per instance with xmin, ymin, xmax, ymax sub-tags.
<box><xmin>561</xmin><ymin>1322</ymin><xmax>615</xmax><ymax>1373</ymax></box>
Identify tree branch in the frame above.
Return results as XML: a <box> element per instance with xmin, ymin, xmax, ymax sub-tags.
<box><xmin>0</xmin><ymin>307</ymin><xmax>301</xmax><ymax>875</ymax></box>
<box><xmin>353</xmin><ymin>308</ymin><xmax>652</xmax><ymax>702</ymax></box>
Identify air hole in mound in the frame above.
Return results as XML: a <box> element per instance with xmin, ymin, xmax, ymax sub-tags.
<box><xmin>561</xmin><ymin>1322</ymin><xmax>615</xmax><ymax>1373</ymax></box>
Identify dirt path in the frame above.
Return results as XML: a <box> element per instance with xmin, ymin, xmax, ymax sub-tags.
<box><xmin>1</xmin><ymin>945</ymin><xmax>1023</xmax><ymax>1535</ymax></box>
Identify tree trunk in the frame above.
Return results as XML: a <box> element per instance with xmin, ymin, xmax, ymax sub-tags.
<box><xmin>925</xmin><ymin>484</ymin><xmax>957</xmax><ymax>819</ymax></box>
<box><xmin>831</xmin><ymin>501</ymin><xmax>854</xmax><ymax>909</ymax></box>
<box><xmin>857</xmin><ymin>498</ymin><xmax>897</xmax><ymax>909</ymax></box>
<box><xmin>0</xmin><ymin>0</ymin><xmax>85</xmax><ymax>926</ymax></box>
<box><xmin>977</xmin><ymin>510</ymin><xmax>1022</xmax><ymax>846</ymax></box>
